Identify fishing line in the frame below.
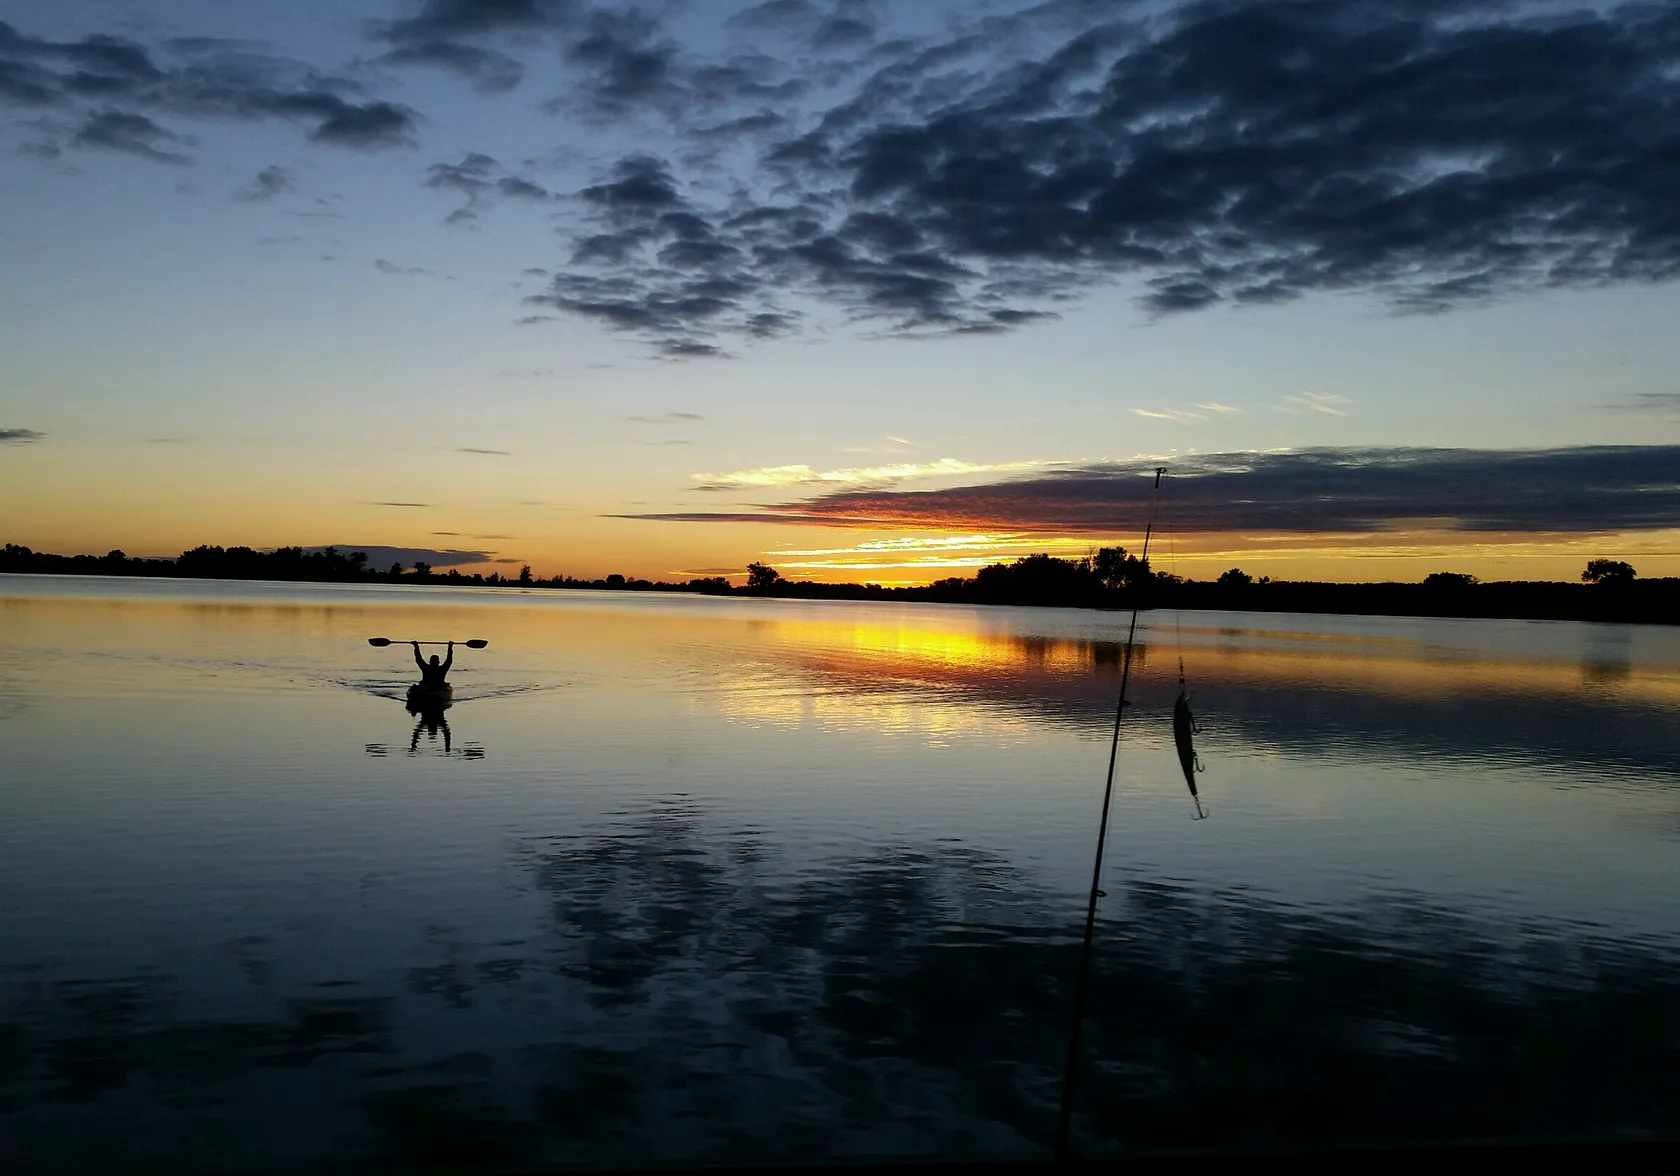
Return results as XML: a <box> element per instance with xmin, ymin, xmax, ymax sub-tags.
<box><xmin>1054</xmin><ymin>465</ymin><xmax>1165</xmax><ymax>1162</ymax></box>
<box><xmin>1166</xmin><ymin>470</ymin><xmax>1187</xmax><ymax>692</ymax></box>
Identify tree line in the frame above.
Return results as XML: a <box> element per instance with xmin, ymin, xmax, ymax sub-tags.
<box><xmin>2</xmin><ymin>542</ymin><xmax>1673</xmax><ymax>623</ymax></box>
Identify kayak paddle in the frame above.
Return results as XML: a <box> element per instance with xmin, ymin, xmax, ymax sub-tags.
<box><xmin>368</xmin><ymin>638</ymin><xmax>489</xmax><ymax>648</ymax></box>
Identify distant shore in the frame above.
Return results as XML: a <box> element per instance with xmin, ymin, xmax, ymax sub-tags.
<box><xmin>4</xmin><ymin>542</ymin><xmax>1675</xmax><ymax>625</ymax></box>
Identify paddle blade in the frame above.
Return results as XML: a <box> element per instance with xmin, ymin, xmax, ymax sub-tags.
<box><xmin>367</xmin><ymin>637</ymin><xmax>393</xmax><ymax>647</ymax></box>
<box><xmin>465</xmin><ymin>639</ymin><xmax>489</xmax><ymax>649</ymax></box>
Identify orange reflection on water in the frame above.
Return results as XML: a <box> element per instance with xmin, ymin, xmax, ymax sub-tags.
<box><xmin>695</xmin><ymin>615</ymin><xmax>1129</xmax><ymax>739</ymax></box>
<box><xmin>727</xmin><ymin>612</ymin><xmax>1680</xmax><ymax>728</ymax></box>
<box><xmin>772</xmin><ymin>618</ymin><xmax>1106</xmax><ymax>676</ymax></box>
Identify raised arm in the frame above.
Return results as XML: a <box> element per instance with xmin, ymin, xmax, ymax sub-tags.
<box><xmin>441</xmin><ymin>641</ymin><xmax>454</xmax><ymax>674</ymax></box>
<box><xmin>412</xmin><ymin>641</ymin><xmax>425</xmax><ymax>671</ymax></box>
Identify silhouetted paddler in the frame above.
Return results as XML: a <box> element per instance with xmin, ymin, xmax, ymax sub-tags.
<box><xmin>413</xmin><ymin>639</ymin><xmax>452</xmax><ymax>688</ymax></box>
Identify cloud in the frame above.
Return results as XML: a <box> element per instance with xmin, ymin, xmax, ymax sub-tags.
<box><xmin>496</xmin><ymin>175</ymin><xmax>550</xmax><ymax>200</ymax></box>
<box><xmin>379</xmin><ymin>40</ymin><xmax>524</xmax><ymax>93</ymax></box>
<box><xmin>670</xmin><ymin>565</ymin><xmax>746</xmax><ymax>577</ymax></box>
<box><xmin>811</xmin><ymin>16</ymin><xmax>876</xmax><ymax>52</ymax></box>
<box><xmin>367</xmin><ymin>501</ymin><xmax>431</xmax><ymax>507</ymax></box>
<box><xmin>13</xmin><ymin>3</ymin><xmax>1680</xmax><ymax>352</ymax></box>
<box><xmin>373</xmin><ymin>258</ymin><xmax>444</xmax><ymax>277</ymax></box>
<box><xmin>523</xmin><ymin>0</ymin><xmax>1680</xmax><ymax>353</ymax></box>
<box><xmin>305</xmin><ymin>100</ymin><xmax>414</xmax><ymax>147</ymax></box>
<box><xmin>768</xmin><ymin>533</ymin><xmax>1026</xmax><ymax>558</ymax></box>
<box><xmin>0</xmin><ymin>24</ymin><xmax>164</xmax><ymax>108</ymax></box>
<box><xmin>629</xmin><ymin>411</ymin><xmax>704</xmax><ymax>424</ymax></box>
<box><xmin>619</xmin><ymin>446</ymin><xmax>1680</xmax><ymax>535</ymax></box>
<box><xmin>1133</xmin><ymin>408</ymin><xmax>1206</xmax><ymax>423</ymax></box>
<box><xmin>725</xmin><ymin>1</ymin><xmax>820</xmax><ymax>35</ymax></box>
<box><xmin>844</xmin><ymin>434</ymin><xmax>921</xmax><ymax>454</ymax></box>
<box><xmin>560</xmin><ymin>8</ymin><xmax>682</xmax><ymax>117</ymax></box>
<box><xmin>1612</xmin><ymin>392</ymin><xmax>1680</xmax><ymax>415</ymax></box>
<box><xmin>158</xmin><ymin>50</ymin><xmax>421</xmax><ymax>148</ymax></box>
<box><xmin>381</xmin><ymin>0</ymin><xmax>564</xmax><ymax>42</ymax></box>
<box><xmin>426</xmin><ymin>151</ymin><xmax>496</xmax><ymax>202</ymax></box>
<box><xmin>1282</xmin><ymin>392</ymin><xmax>1352</xmax><ymax>417</ymax></box>
<box><xmin>72</xmin><ymin>109</ymin><xmax>193</xmax><ymax>163</ymax></box>
<box><xmin>425</xmin><ymin>151</ymin><xmax>549</xmax><ymax>222</ymax></box>
<box><xmin>659</xmin><ymin>339</ymin><xmax>726</xmax><ymax>359</ymax></box>
<box><xmin>690</xmin><ymin>455</ymin><xmax>1072</xmax><ymax>490</ymax></box>
<box><xmin>377</xmin><ymin>0</ymin><xmax>698</xmax><ymax>117</ymax></box>
<box><xmin>0</xmin><ymin>22</ymin><xmax>418</xmax><ymax>157</ymax></box>
<box><xmin>235</xmin><ymin>164</ymin><xmax>293</xmax><ymax>200</ymax></box>
<box><xmin>763</xmin><ymin>531</ymin><xmax>1113</xmax><ymax>574</ymax></box>
<box><xmin>0</xmin><ymin>427</ymin><xmax>45</xmax><ymax>443</ymax></box>
<box><xmin>455</xmin><ymin>446</ymin><xmax>510</xmax><ymax>454</ymax></box>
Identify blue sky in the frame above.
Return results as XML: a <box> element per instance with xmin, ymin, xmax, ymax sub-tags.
<box><xmin>3</xmin><ymin>0</ymin><xmax>1679</xmax><ymax>581</ymax></box>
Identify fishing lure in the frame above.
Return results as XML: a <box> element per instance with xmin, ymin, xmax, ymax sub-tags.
<box><xmin>1172</xmin><ymin>684</ymin><xmax>1208</xmax><ymax>819</ymax></box>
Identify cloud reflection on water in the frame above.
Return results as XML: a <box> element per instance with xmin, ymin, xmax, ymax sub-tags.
<box><xmin>3</xmin><ymin>805</ymin><xmax>1676</xmax><ymax>1168</ymax></box>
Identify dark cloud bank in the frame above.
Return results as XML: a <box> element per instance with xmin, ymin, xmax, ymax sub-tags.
<box><xmin>519</xmin><ymin>0</ymin><xmax>1680</xmax><ymax>354</ymax></box>
<box><xmin>6</xmin><ymin>1</ymin><xmax>1680</xmax><ymax>355</ymax></box>
<box><xmin>619</xmin><ymin>446</ymin><xmax>1680</xmax><ymax>534</ymax></box>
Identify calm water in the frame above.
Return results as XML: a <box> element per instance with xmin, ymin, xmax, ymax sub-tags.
<box><xmin>2</xmin><ymin>575</ymin><xmax>1678</xmax><ymax>1171</ymax></box>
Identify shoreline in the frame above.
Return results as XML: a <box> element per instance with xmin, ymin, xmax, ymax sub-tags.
<box><xmin>3</xmin><ymin>568</ymin><xmax>1674</xmax><ymax>627</ymax></box>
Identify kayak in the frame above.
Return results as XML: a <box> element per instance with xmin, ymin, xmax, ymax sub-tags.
<box><xmin>407</xmin><ymin>682</ymin><xmax>453</xmax><ymax>709</ymax></box>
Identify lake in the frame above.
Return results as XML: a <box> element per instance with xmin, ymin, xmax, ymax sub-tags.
<box><xmin>2</xmin><ymin>575</ymin><xmax>1677</xmax><ymax>1172</ymax></box>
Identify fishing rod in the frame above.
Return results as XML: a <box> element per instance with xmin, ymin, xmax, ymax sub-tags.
<box><xmin>1054</xmin><ymin>464</ymin><xmax>1166</xmax><ymax>1162</ymax></box>
<box><xmin>368</xmin><ymin>638</ymin><xmax>489</xmax><ymax>648</ymax></box>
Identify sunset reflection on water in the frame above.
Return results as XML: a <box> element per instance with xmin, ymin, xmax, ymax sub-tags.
<box><xmin>1</xmin><ymin>577</ymin><xmax>1677</xmax><ymax>1170</ymax></box>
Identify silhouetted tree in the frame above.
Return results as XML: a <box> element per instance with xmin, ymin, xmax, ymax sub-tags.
<box><xmin>1217</xmin><ymin>567</ymin><xmax>1253</xmax><ymax>588</ymax></box>
<box><xmin>973</xmin><ymin>553</ymin><xmax>1105</xmax><ymax>603</ymax></box>
<box><xmin>411</xmin><ymin>561</ymin><xmax>432</xmax><ymax>579</ymax></box>
<box><xmin>1423</xmin><ymin>572</ymin><xmax>1478</xmax><ymax>590</ymax></box>
<box><xmin>1583</xmin><ymin>559</ymin><xmax>1636</xmax><ymax>585</ymax></box>
<box><xmin>518</xmin><ymin>564</ymin><xmax>533</xmax><ymax>584</ymax></box>
<box><xmin>746</xmin><ymin>562</ymin><xmax>782</xmax><ymax>590</ymax></box>
<box><xmin>1093</xmin><ymin>546</ymin><xmax>1150</xmax><ymax>591</ymax></box>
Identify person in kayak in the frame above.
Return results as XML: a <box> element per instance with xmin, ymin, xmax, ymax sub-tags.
<box><xmin>413</xmin><ymin>640</ymin><xmax>453</xmax><ymax>689</ymax></box>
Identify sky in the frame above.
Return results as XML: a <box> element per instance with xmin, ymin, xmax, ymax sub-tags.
<box><xmin>2</xmin><ymin>0</ymin><xmax>1679</xmax><ymax>584</ymax></box>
